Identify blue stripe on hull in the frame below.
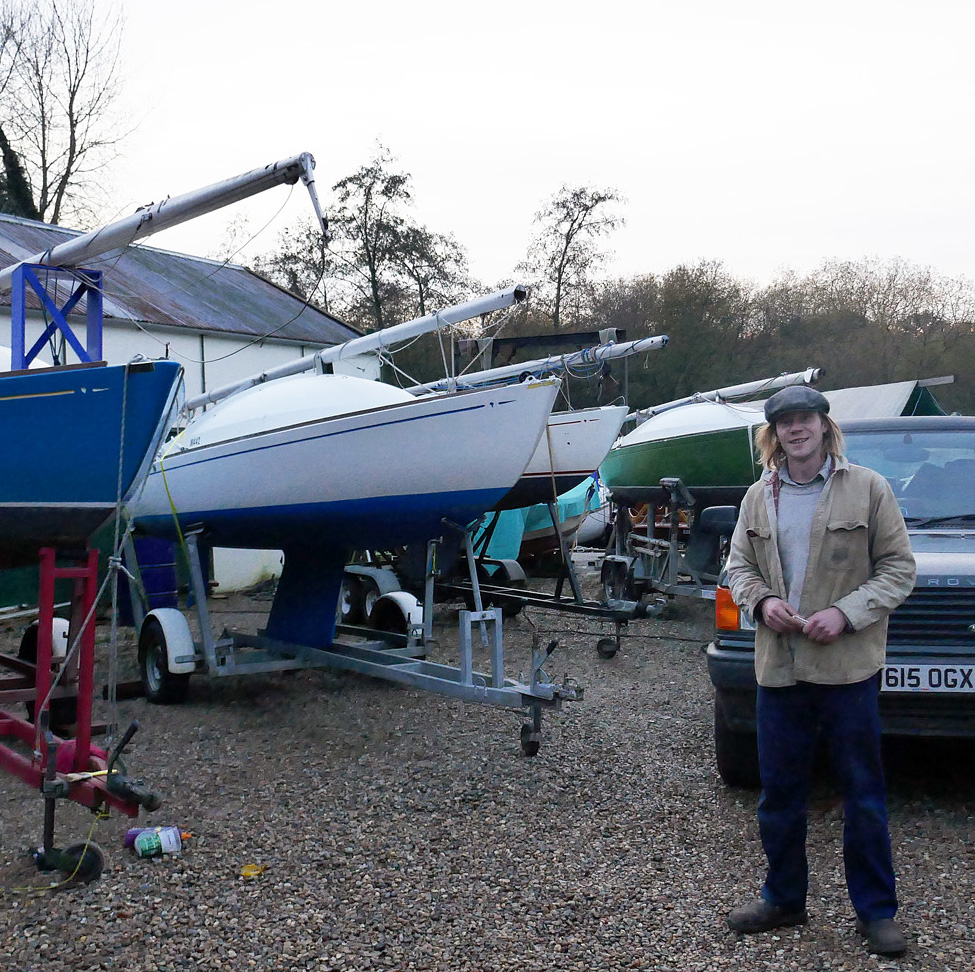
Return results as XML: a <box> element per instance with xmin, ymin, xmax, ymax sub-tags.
<box><xmin>134</xmin><ymin>486</ymin><xmax>508</xmax><ymax>552</ymax></box>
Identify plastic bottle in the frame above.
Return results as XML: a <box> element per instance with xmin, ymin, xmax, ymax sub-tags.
<box><xmin>123</xmin><ymin>827</ymin><xmax>153</xmax><ymax>848</ymax></box>
<box><xmin>133</xmin><ymin>826</ymin><xmax>183</xmax><ymax>858</ymax></box>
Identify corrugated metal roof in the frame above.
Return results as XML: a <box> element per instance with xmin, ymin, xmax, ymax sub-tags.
<box><xmin>0</xmin><ymin>213</ymin><xmax>360</xmax><ymax>347</ymax></box>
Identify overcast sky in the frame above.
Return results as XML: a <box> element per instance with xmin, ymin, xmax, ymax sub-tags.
<box><xmin>111</xmin><ymin>0</ymin><xmax>975</xmax><ymax>290</ymax></box>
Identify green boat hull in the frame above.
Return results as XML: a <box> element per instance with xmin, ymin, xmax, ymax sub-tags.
<box><xmin>600</xmin><ymin>425</ymin><xmax>759</xmax><ymax>506</ymax></box>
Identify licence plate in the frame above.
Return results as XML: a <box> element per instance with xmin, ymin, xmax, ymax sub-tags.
<box><xmin>882</xmin><ymin>664</ymin><xmax>975</xmax><ymax>693</ymax></box>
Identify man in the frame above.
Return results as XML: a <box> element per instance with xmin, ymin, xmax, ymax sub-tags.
<box><xmin>725</xmin><ymin>385</ymin><xmax>916</xmax><ymax>957</ymax></box>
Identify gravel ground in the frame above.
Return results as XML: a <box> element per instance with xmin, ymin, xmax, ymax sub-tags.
<box><xmin>1</xmin><ymin>574</ymin><xmax>973</xmax><ymax>971</ymax></box>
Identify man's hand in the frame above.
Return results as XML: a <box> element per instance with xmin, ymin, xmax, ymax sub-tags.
<box><xmin>759</xmin><ymin>596</ymin><xmax>806</xmax><ymax>634</ymax></box>
<box><xmin>801</xmin><ymin>607</ymin><xmax>849</xmax><ymax>644</ymax></box>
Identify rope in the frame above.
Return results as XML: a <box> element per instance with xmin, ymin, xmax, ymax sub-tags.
<box><xmin>157</xmin><ymin>433</ymin><xmax>192</xmax><ymax>571</ymax></box>
<box><xmin>0</xmin><ymin>810</ymin><xmax>109</xmax><ymax>897</ymax></box>
<box><xmin>106</xmin><ymin>363</ymin><xmax>132</xmax><ymax>744</ymax></box>
<box><xmin>544</xmin><ymin>422</ymin><xmax>559</xmax><ymax>505</ymax></box>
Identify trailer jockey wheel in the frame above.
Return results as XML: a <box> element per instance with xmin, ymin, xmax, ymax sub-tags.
<box><xmin>58</xmin><ymin>840</ymin><xmax>105</xmax><ymax>884</ymax></box>
<box><xmin>18</xmin><ymin>623</ymin><xmax>77</xmax><ymax>730</ymax></box>
<box><xmin>520</xmin><ymin>704</ymin><xmax>543</xmax><ymax>756</ymax></box>
<box><xmin>596</xmin><ymin>636</ymin><xmax>619</xmax><ymax>659</ymax></box>
<box><xmin>520</xmin><ymin>722</ymin><xmax>541</xmax><ymax>757</ymax></box>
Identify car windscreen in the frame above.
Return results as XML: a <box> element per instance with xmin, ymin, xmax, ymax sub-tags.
<box><xmin>844</xmin><ymin>428</ymin><xmax>975</xmax><ymax>525</ymax></box>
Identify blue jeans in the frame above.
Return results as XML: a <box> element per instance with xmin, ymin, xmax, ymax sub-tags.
<box><xmin>756</xmin><ymin>674</ymin><xmax>897</xmax><ymax>922</ymax></box>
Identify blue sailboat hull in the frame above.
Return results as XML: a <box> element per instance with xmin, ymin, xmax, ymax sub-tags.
<box><xmin>0</xmin><ymin>359</ymin><xmax>182</xmax><ymax>567</ymax></box>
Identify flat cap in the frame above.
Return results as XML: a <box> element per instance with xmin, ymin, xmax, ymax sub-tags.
<box><xmin>763</xmin><ymin>385</ymin><xmax>830</xmax><ymax>423</ymax></box>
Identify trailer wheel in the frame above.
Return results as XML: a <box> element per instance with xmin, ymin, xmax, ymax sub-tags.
<box><xmin>360</xmin><ymin>578</ymin><xmax>382</xmax><ymax>621</ymax></box>
<box><xmin>59</xmin><ymin>840</ymin><xmax>105</xmax><ymax>884</ymax></box>
<box><xmin>601</xmin><ymin>561</ymin><xmax>629</xmax><ymax>601</ymax></box>
<box><xmin>337</xmin><ymin>574</ymin><xmax>363</xmax><ymax>624</ymax></box>
<box><xmin>139</xmin><ymin>617</ymin><xmax>190</xmax><ymax>705</ymax></box>
<box><xmin>368</xmin><ymin>597</ymin><xmax>409</xmax><ymax>636</ymax></box>
<box><xmin>596</xmin><ymin>636</ymin><xmax>618</xmax><ymax>659</ymax></box>
<box><xmin>18</xmin><ymin>623</ymin><xmax>78</xmax><ymax>729</ymax></box>
<box><xmin>520</xmin><ymin>722</ymin><xmax>541</xmax><ymax>757</ymax></box>
<box><xmin>488</xmin><ymin>563</ymin><xmax>526</xmax><ymax>618</ymax></box>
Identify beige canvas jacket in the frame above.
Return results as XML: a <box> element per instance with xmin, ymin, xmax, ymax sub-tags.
<box><xmin>727</xmin><ymin>457</ymin><xmax>916</xmax><ymax>687</ymax></box>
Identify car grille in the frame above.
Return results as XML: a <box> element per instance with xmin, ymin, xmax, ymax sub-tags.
<box><xmin>887</xmin><ymin>588</ymin><xmax>975</xmax><ymax>647</ymax></box>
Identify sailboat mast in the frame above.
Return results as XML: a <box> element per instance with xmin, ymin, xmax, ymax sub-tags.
<box><xmin>184</xmin><ymin>286</ymin><xmax>529</xmax><ymax>412</ymax></box>
<box><xmin>0</xmin><ymin>153</ymin><xmax>326</xmax><ymax>293</ymax></box>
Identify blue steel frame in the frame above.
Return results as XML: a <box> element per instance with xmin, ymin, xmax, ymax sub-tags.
<box><xmin>8</xmin><ymin>263</ymin><xmax>103</xmax><ymax>369</ymax></box>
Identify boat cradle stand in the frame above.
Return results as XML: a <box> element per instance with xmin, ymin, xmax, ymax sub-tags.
<box><xmin>0</xmin><ymin>548</ymin><xmax>161</xmax><ymax>883</ymax></box>
<box><xmin>127</xmin><ymin>532</ymin><xmax>582</xmax><ymax>756</ymax></box>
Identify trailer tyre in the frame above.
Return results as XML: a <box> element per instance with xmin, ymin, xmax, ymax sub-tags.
<box><xmin>596</xmin><ymin>636</ymin><xmax>618</xmax><ymax>659</ymax></box>
<box><xmin>368</xmin><ymin>592</ymin><xmax>422</xmax><ymax>641</ymax></box>
<box><xmin>337</xmin><ymin>574</ymin><xmax>363</xmax><ymax>624</ymax></box>
<box><xmin>59</xmin><ymin>840</ymin><xmax>106</xmax><ymax>884</ymax></box>
<box><xmin>368</xmin><ymin>597</ymin><xmax>409</xmax><ymax>636</ymax></box>
<box><xmin>360</xmin><ymin>578</ymin><xmax>382</xmax><ymax>621</ymax></box>
<box><xmin>714</xmin><ymin>690</ymin><xmax>760</xmax><ymax>788</ymax></box>
<box><xmin>488</xmin><ymin>562</ymin><xmax>526</xmax><ymax>618</ymax></box>
<box><xmin>139</xmin><ymin>616</ymin><xmax>190</xmax><ymax>705</ymax></box>
<box><xmin>601</xmin><ymin>560</ymin><xmax>630</xmax><ymax>602</ymax></box>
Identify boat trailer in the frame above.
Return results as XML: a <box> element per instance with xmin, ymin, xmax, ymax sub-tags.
<box><xmin>431</xmin><ymin>509</ymin><xmax>666</xmax><ymax>659</ymax></box>
<box><xmin>125</xmin><ymin>532</ymin><xmax>582</xmax><ymax>756</ymax></box>
<box><xmin>0</xmin><ymin>548</ymin><xmax>161</xmax><ymax>883</ymax></box>
<box><xmin>601</xmin><ymin>478</ymin><xmax>739</xmax><ymax>603</ymax></box>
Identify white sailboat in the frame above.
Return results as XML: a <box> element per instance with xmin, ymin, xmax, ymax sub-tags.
<box><xmin>131</xmin><ymin>370</ymin><xmax>560</xmax><ymax>553</ymax></box>
<box><xmin>128</xmin><ymin>288</ymin><xmax>560</xmax><ymax>647</ymax></box>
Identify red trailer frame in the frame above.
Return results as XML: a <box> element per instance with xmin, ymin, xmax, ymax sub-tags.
<box><xmin>0</xmin><ymin>547</ymin><xmax>140</xmax><ymax>817</ymax></box>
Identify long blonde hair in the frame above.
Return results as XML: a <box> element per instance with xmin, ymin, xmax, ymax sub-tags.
<box><xmin>754</xmin><ymin>413</ymin><xmax>845</xmax><ymax>471</ymax></box>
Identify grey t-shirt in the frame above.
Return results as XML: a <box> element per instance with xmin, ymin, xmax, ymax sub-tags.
<box><xmin>776</xmin><ymin>458</ymin><xmax>831</xmax><ymax>610</ymax></box>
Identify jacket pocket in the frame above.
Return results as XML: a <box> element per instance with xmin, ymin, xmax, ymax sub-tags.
<box><xmin>746</xmin><ymin>526</ymin><xmax>774</xmax><ymax>578</ymax></box>
<box><xmin>823</xmin><ymin>519</ymin><xmax>868</xmax><ymax>571</ymax></box>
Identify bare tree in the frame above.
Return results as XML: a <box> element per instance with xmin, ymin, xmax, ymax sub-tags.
<box><xmin>521</xmin><ymin>185</ymin><xmax>625</xmax><ymax>330</ymax></box>
<box><xmin>326</xmin><ymin>145</ymin><xmax>414</xmax><ymax>330</ymax></box>
<box><xmin>0</xmin><ymin>1</ymin><xmax>38</xmax><ymax>216</ymax></box>
<box><xmin>0</xmin><ymin>0</ymin><xmax>24</xmax><ymax>93</ymax></box>
<box><xmin>1</xmin><ymin>0</ymin><xmax>125</xmax><ymax>224</ymax></box>
<box><xmin>255</xmin><ymin>146</ymin><xmax>473</xmax><ymax>332</ymax></box>
<box><xmin>394</xmin><ymin>224</ymin><xmax>473</xmax><ymax>318</ymax></box>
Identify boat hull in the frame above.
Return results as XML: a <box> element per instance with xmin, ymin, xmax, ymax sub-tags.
<box><xmin>493</xmin><ymin>404</ymin><xmax>628</xmax><ymax>511</ymax></box>
<box><xmin>600</xmin><ymin>378</ymin><xmax>941</xmax><ymax>507</ymax></box>
<box><xmin>130</xmin><ymin>377</ymin><xmax>561</xmax><ymax>553</ymax></box>
<box><xmin>0</xmin><ymin>360</ymin><xmax>183</xmax><ymax>567</ymax></box>
<box><xmin>600</xmin><ymin>401</ymin><xmax>761</xmax><ymax>506</ymax></box>
<box><xmin>601</xmin><ymin>426</ymin><xmax>758</xmax><ymax>506</ymax></box>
